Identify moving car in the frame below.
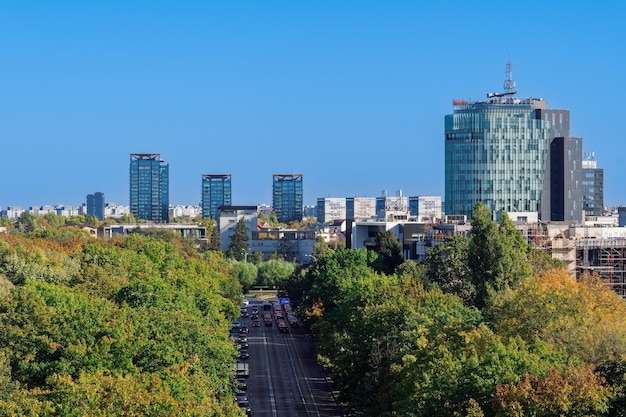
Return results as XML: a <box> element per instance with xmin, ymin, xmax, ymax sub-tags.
<box><xmin>252</xmin><ymin>320</ymin><xmax>261</xmax><ymax>327</ymax></box>
<box><xmin>238</xmin><ymin>349</ymin><xmax>250</xmax><ymax>359</ymax></box>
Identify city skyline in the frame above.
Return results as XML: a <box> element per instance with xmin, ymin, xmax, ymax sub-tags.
<box><xmin>1</xmin><ymin>2</ymin><xmax>624</xmax><ymax>208</ymax></box>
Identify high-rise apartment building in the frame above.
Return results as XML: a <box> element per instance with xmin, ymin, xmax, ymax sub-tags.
<box><xmin>129</xmin><ymin>153</ymin><xmax>169</xmax><ymax>223</ymax></box>
<box><xmin>272</xmin><ymin>174</ymin><xmax>303</xmax><ymax>223</ymax></box>
<box><xmin>201</xmin><ymin>174</ymin><xmax>232</xmax><ymax>220</ymax></box>
<box><xmin>444</xmin><ymin>63</ymin><xmax>582</xmax><ymax>221</ymax></box>
<box><xmin>86</xmin><ymin>192</ymin><xmax>105</xmax><ymax>221</ymax></box>
<box><xmin>582</xmin><ymin>153</ymin><xmax>604</xmax><ymax>216</ymax></box>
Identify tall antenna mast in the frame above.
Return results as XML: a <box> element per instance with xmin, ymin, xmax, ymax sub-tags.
<box><xmin>487</xmin><ymin>61</ymin><xmax>518</xmax><ymax>99</ymax></box>
<box><xmin>504</xmin><ymin>61</ymin><xmax>516</xmax><ymax>95</ymax></box>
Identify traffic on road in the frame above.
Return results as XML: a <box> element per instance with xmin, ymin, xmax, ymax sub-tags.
<box><xmin>231</xmin><ymin>296</ymin><xmax>342</xmax><ymax>417</ymax></box>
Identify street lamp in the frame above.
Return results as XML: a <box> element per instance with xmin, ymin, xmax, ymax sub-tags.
<box><xmin>241</xmin><ymin>250</ymin><xmax>249</xmax><ymax>262</ymax></box>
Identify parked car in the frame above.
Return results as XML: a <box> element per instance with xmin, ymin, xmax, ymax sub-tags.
<box><xmin>238</xmin><ymin>399</ymin><xmax>252</xmax><ymax>416</ymax></box>
<box><xmin>235</xmin><ymin>378</ymin><xmax>247</xmax><ymax>391</ymax></box>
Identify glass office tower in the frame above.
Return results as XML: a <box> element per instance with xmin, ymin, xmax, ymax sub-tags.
<box><xmin>129</xmin><ymin>153</ymin><xmax>169</xmax><ymax>223</ymax></box>
<box><xmin>582</xmin><ymin>156</ymin><xmax>604</xmax><ymax>216</ymax></box>
<box><xmin>201</xmin><ymin>174</ymin><xmax>232</xmax><ymax>220</ymax></box>
<box><xmin>445</xmin><ymin>99</ymin><xmax>555</xmax><ymax>220</ymax></box>
<box><xmin>272</xmin><ymin>174</ymin><xmax>303</xmax><ymax>223</ymax></box>
<box><xmin>86</xmin><ymin>192</ymin><xmax>105</xmax><ymax>221</ymax></box>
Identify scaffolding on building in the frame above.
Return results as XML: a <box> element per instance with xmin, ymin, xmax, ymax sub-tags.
<box><xmin>576</xmin><ymin>238</ymin><xmax>626</xmax><ymax>299</ymax></box>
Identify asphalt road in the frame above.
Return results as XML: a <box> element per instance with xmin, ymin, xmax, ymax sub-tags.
<box><xmin>236</xmin><ymin>297</ymin><xmax>343</xmax><ymax>417</ymax></box>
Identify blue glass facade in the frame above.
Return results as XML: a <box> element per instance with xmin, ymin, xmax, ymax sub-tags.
<box><xmin>272</xmin><ymin>174</ymin><xmax>303</xmax><ymax>223</ymax></box>
<box><xmin>129</xmin><ymin>153</ymin><xmax>169</xmax><ymax>223</ymax></box>
<box><xmin>86</xmin><ymin>192</ymin><xmax>105</xmax><ymax>221</ymax></box>
<box><xmin>445</xmin><ymin>100</ymin><xmax>554</xmax><ymax>219</ymax></box>
<box><xmin>201</xmin><ymin>174</ymin><xmax>232</xmax><ymax>220</ymax></box>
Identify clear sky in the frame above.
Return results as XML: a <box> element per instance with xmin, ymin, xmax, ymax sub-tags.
<box><xmin>1</xmin><ymin>1</ymin><xmax>624</xmax><ymax>209</ymax></box>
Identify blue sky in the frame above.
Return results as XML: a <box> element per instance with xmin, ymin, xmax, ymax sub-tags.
<box><xmin>1</xmin><ymin>1</ymin><xmax>624</xmax><ymax>209</ymax></box>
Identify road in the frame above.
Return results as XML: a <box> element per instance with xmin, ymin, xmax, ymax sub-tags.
<box><xmin>236</xmin><ymin>297</ymin><xmax>343</xmax><ymax>417</ymax></box>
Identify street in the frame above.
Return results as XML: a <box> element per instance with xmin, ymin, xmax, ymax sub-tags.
<box><xmin>236</xmin><ymin>297</ymin><xmax>343</xmax><ymax>417</ymax></box>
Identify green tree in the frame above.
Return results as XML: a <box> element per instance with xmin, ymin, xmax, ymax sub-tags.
<box><xmin>425</xmin><ymin>235</ymin><xmax>475</xmax><ymax>304</ymax></box>
<box><xmin>257</xmin><ymin>259</ymin><xmax>295</xmax><ymax>287</ymax></box>
<box><xmin>17</xmin><ymin>212</ymin><xmax>40</xmax><ymax>232</ymax></box>
<box><xmin>468</xmin><ymin>202</ymin><xmax>532</xmax><ymax>308</ymax></box>
<box><xmin>277</xmin><ymin>236</ymin><xmax>296</xmax><ymax>261</ymax></box>
<box><xmin>0</xmin><ymin>217</ymin><xmax>12</xmax><ymax>228</ymax></box>
<box><xmin>372</xmin><ymin>230</ymin><xmax>404</xmax><ymax>275</ymax></box>
<box><xmin>209</xmin><ymin>223</ymin><xmax>221</xmax><ymax>251</ymax></box>
<box><xmin>251</xmin><ymin>251</ymin><xmax>264</xmax><ymax>265</ymax></box>
<box><xmin>225</xmin><ymin>218</ymin><xmax>249</xmax><ymax>261</ymax></box>
<box><xmin>233</xmin><ymin>261</ymin><xmax>257</xmax><ymax>291</ymax></box>
<box><xmin>41</xmin><ymin>213</ymin><xmax>65</xmax><ymax>229</ymax></box>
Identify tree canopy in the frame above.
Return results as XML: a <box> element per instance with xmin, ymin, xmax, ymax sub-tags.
<box><xmin>288</xmin><ymin>211</ymin><xmax>626</xmax><ymax>416</ymax></box>
<box><xmin>0</xmin><ymin>232</ymin><xmax>245</xmax><ymax>416</ymax></box>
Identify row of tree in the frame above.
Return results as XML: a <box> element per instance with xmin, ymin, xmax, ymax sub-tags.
<box><xmin>285</xmin><ymin>202</ymin><xmax>626</xmax><ymax>416</ymax></box>
<box><xmin>0</xmin><ymin>229</ymin><xmax>247</xmax><ymax>416</ymax></box>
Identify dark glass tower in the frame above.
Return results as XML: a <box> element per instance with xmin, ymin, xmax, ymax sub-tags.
<box><xmin>129</xmin><ymin>153</ymin><xmax>169</xmax><ymax>223</ymax></box>
<box><xmin>582</xmin><ymin>155</ymin><xmax>604</xmax><ymax>216</ymax></box>
<box><xmin>272</xmin><ymin>174</ymin><xmax>303</xmax><ymax>223</ymax></box>
<box><xmin>86</xmin><ymin>192</ymin><xmax>105</xmax><ymax>221</ymax></box>
<box><xmin>201</xmin><ymin>174</ymin><xmax>232</xmax><ymax>220</ymax></box>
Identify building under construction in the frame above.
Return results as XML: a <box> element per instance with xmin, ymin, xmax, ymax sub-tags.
<box><xmin>514</xmin><ymin>217</ymin><xmax>626</xmax><ymax>299</ymax></box>
<box><xmin>576</xmin><ymin>238</ymin><xmax>626</xmax><ymax>298</ymax></box>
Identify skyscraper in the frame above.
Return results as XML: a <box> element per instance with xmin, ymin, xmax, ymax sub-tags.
<box><xmin>86</xmin><ymin>192</ymin><xmax>105</xmax><ymax>221</ymax></box>
<box><xmin>129</xmin><ymin>153</ymin><xmax>169</xmax><ymax>223</ymax></box>
<box><xmin>582</xmin><ymin>153</ymin><xmax>604</xmax><ymax>216</ymax></box>
<box><xmin>549</xmin><ymin>137</ymin><xmax>582</xmax><ymax>222</ymax></box>
<box><xmin>201</xmin><ymin>174</ymin><xmax>232</xmax><ymax>220</ymax></box>
<box><xmin>444</xmin><ymin>63</ymin><xmax>582</xmax><ymax>221</ymax></box>
<box><xmin>272</xmin><ymin>174</ymin><xmax>303</xmax><ymax>223</ymax></box>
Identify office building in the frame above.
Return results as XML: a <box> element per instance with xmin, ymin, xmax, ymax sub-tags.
<box><xmin>317</xmin><ymin>197</ymin><xmax>346</xmax><ymax>223</ymax></box>
<box><xmin>86</xmin><ymin>192</ymin><xmax>105</xmax><ymax>221</ymax></box>
<box><xmin>272</xmin><ymin>174</ymin><xmax>303</xmax><ymax>223</ymax></box>
<box><xmin>549</xmin><ymin>137</ymin><xmax>583</xmax><ymax>222</ymax></box>
<box><xmin>129</xmin><ymin>153</ymin><xmax>169</xmax><ymax>223</ymax></box>
<box><xmin>409</xmin><ymin>196</ymin><xmax>443</xmax><ymax>221</ymax></box>
<box><xmin>445</xmin><ymin>63</ymin><xmax>582</xmax><ymax>221</ymax></box>
<box><xmin>201</xmin><ymin>174</ymin><xmax>232</xmax><ymax>220</ymax></box>
<box><xmin>376</xmin><ymin>190</ymin><xmax>408</xmax><ymax>221</ymax></box>
<box><xmin>218</xmin><ymin>205</ymin><xmax>258</xmax><ymax>252</ymax></box>
<box><xmin>582</xmin><ymin>154</ymin><xmax>604</xmax><ymax>216</ymax></box>
<box><xmin>346</xmin><ymin>197</ymin><xmax>377</xmax><ymax>220</ymax></box>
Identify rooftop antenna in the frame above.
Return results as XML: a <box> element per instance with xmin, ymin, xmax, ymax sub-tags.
<box><xmin>504</xmin><ymin>61</ymin><xmax>516</xmax><ymax>95</ymax></box>
<box><xmin>487</xmin><ymin>61</ymin><xmax>518</xmax><ymax>98</ymax></box>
